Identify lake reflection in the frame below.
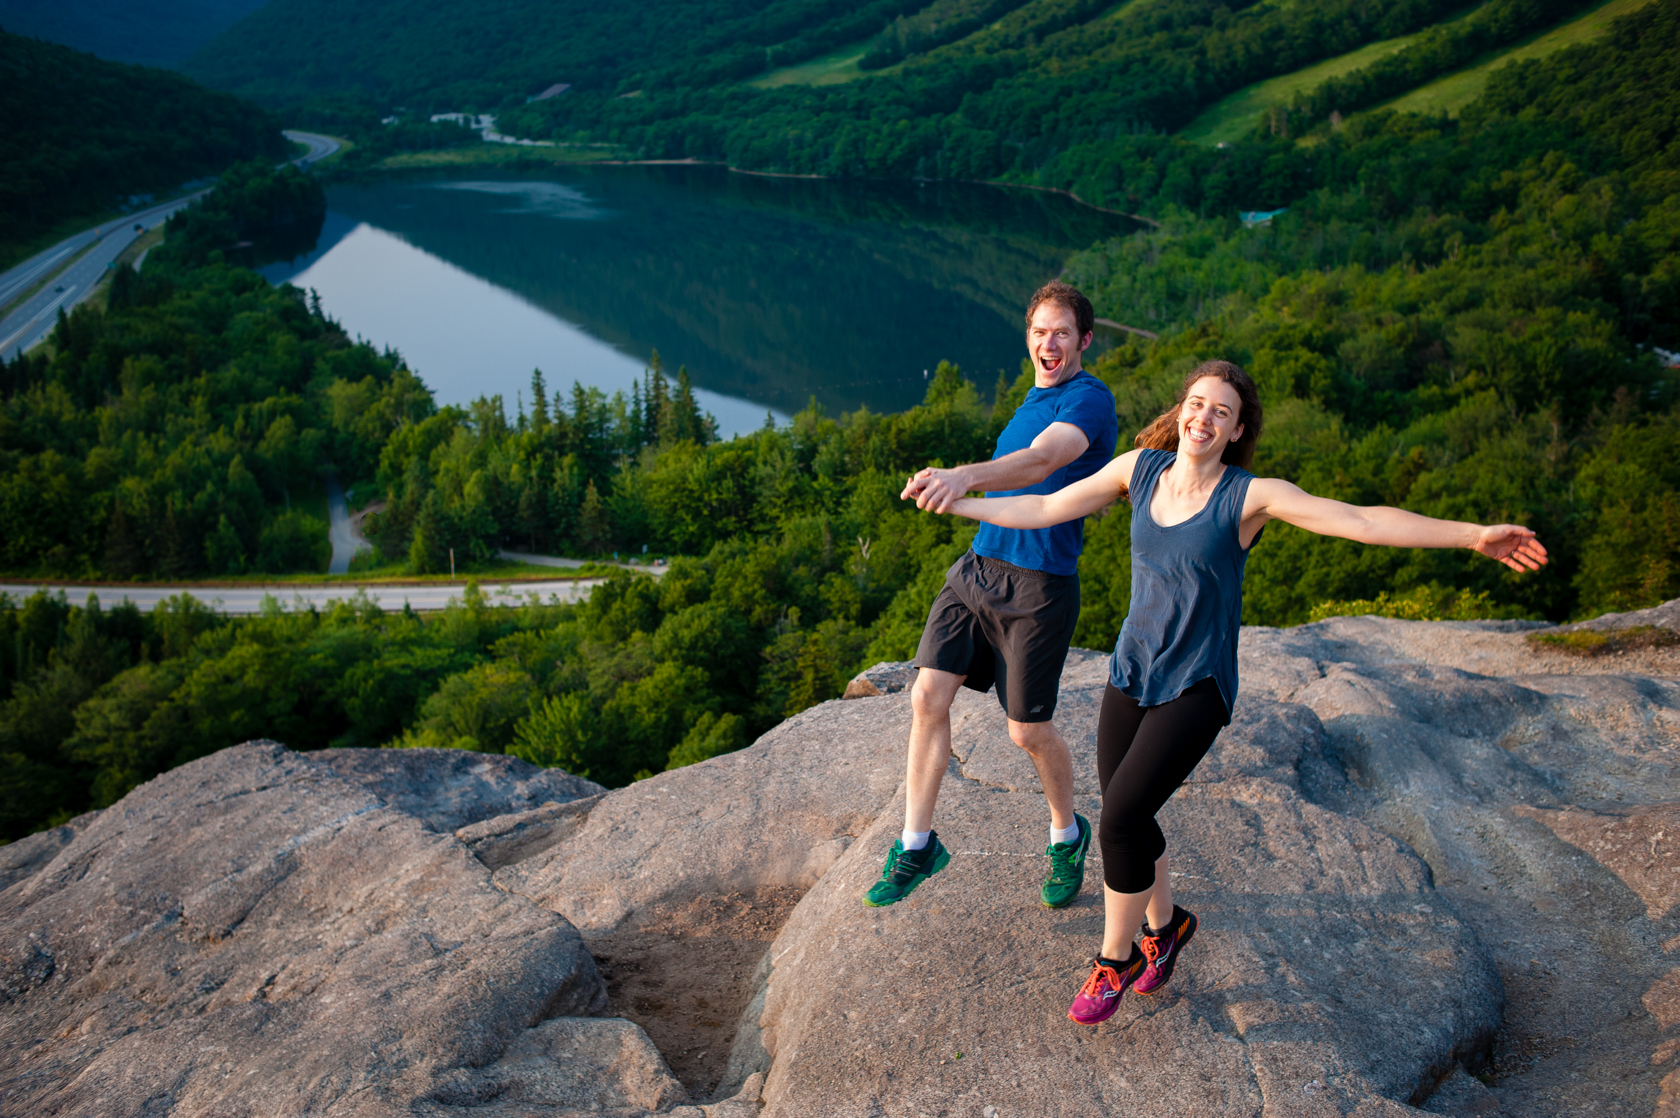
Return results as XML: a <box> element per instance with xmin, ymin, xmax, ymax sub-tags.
<box><xmin>265</xmin><ymin>165</ymin><xmax>1136</xmax><ymax>434</ymax></box>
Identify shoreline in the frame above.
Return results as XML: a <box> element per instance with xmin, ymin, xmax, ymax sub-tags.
<box><xmin>341</xmin><ymin>145</ymin><xmax>1163</xmax><ymax>226</ymax></box>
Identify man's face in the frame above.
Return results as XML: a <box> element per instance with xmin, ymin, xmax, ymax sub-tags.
<box><xmin>1026</xmin><ymin>303</ymin><xmax>1091</xmax><ymax>387</ymax></box>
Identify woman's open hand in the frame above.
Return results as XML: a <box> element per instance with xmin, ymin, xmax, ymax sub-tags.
<box><xmin>1473</xmin><ymin>525</ymin><xmax>1549</xmax><ymax>572</ymax></box>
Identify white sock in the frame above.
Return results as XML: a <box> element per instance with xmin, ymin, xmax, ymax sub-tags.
<box><xmin>1051</xmin><ymin>820</ymin><xmax>1080</xmax><ymax>846</ymax></box>
<box><xmin>901</xmin><ymin>828</ymin><xmax>931</xmax><ymax>852</ymax></box>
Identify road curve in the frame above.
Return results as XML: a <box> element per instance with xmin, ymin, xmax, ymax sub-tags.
<box><xmin>283</xmin><ymin>130</ymin><xmax>341</xmax><ymax>166</ymax></box>
<box><xmin>0</xmin><ymin>579</ymin><xmax>607</xmax><ymax>616</ymax></box>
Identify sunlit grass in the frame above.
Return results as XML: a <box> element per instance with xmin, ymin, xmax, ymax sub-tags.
<box><xmin>749</xmin><ymin>43</ymin><xmax>881</xmax><ymax>88</ymax></box>
<box><xmin>309</xmin><ymin>134</ymin><xmax>353</xmax><ymax>168</ymax></box>
<box><xmin>749</xmin><ymin>0</ymin><xmax>1151</xmax><ymax>89</ymax></box>
<box><xmin>1528</xmin><ymin>624</ymin><xmax>1680</xmax><ymax>656</ymax></box>
<box><xmin>1382</xmin><ymin>0</ymin><xmax>1655</xmax><ymax>117</ymax></box>
<box><xmin>377</xmin><ymin>143</ymin><xmax>623</xmax><ymax>169</ymax></box>
<box><xmin>1179</xmin><ymin>5</ymin><xmax>1483</xmax><ymax>146</ymax></box>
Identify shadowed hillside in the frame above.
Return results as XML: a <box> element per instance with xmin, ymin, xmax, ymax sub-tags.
<box><xmin>0</xmin><ymin>29</ymin><xmax>286</xmax><ymax>262</ymax></box>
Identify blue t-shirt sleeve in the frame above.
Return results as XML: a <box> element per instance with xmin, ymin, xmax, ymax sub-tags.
<box><xmin>1055</xmin><ymin>377</ymin><xmax>1118</xmax><ymax>451</ymax></box>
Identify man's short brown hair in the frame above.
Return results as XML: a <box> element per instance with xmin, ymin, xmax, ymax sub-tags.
<box><xmin>1024</xmin><ymin>281</ymin><xmax>1094</xmax><ymax>339</ymax></box>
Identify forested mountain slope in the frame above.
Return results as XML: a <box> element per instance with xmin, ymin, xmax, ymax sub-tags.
<box><xmin>189</xmin><ymin>0</ymin><xmax>1606</xmax><ymax>187</ymax></box>
<box><xmin>0</xmin><ymin>30</ymin><xmax>286</xmax><ymax>261</ymax></box>
<box><xmin>1064</xmin><ymin>0</ymin><xmax>1680</xmax><ymax>624</ymax></box>
<box><xmin>0</xmin><ymin>0</ymin><xmax>267</xmax><ymax>67</ymax></box>
<box><xmin>184</xmin><ymin>0</ymin><xmax>932</xmax><ymax>108</ymax></box>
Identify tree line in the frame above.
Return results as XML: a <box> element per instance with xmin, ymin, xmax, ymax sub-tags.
<box><xmin>0</xmin><ymin>366</ymin><xmax>1005</xmax><ymax>841</ymax></box>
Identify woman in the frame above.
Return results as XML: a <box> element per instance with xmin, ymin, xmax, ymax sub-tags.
<box><xmin>929</xmin><ymin>359</ymin><xmax>1548</xmax><ymax>1025</ymax></box>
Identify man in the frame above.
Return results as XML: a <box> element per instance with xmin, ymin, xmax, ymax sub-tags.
<box><xmin>864</xmin><ymin>281</ymin><xmax>1119</xmax><ymax>909</ymax></box>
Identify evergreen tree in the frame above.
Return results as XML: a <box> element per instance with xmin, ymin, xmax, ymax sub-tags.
<box><xmin>578</xmin><ymin>480</ymin><xmax>610</xmax><ymax>555</ymax></box>
<box><xmin>103</xmin><ymin>501</ymin><xmax>145</xmax><ymax>579</ymax></box>
<box><xmin>628</xmin><ymin>380</ymin><xmax>645</xmax><ymax>450</ymax></box>
<box><xmin>205</xmin><ymin>515</ymin><xmax>246</xmax><ymax>575</ymax></box>
<box><xmin>530</xmin><ymin>368</ymin><xmax>549</xmax><ymax>432</ymax></box>
<box><xmin>643</xmin><ymin>364</ymin><xmax>670</xmax><ymax>446</ymax></box>
<box><xmin>156</xmin><ymin>501</ymin><xmax>198</xmax><ymax>579</ymax></box>
<box><xmin>516</xmin><ymin>482</ymin><xmax>546</xmax><ymax>552</ymax></box>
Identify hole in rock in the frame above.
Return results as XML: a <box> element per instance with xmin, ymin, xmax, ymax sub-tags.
<box><xmin>584</xmin><ymin>885</ymin><xmax>802</xmax><ymax>1099</ymax></box>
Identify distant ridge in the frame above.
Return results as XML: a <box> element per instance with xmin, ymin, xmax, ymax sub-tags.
<box><xmin>0</xmin><ymin>0</ymin><xmax>268</xmax><ymax>68</ymax></box>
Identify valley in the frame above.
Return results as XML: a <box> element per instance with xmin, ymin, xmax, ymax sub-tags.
<box><xmin>0</xmin><ymin>7</ymin><xmax>1677</xmax><ymax>1110</ymax></box>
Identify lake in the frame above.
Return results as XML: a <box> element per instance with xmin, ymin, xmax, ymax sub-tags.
<box><xmin>262</xmin><ymin>165</ymin><xmax>1137</xmax><ymax>438</ymax></box>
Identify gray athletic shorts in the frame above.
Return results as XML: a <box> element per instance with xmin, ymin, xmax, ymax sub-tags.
<box><xmin>913</xmin><ymin>550</ymin><xmax>1080</xmax><ymax>724</ymax></box>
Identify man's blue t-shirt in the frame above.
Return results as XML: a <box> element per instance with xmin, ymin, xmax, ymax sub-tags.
<box><xmin>971</xmin><ymin>371</ymin><xmax>1119</xmax><ymax>576</ymax></box>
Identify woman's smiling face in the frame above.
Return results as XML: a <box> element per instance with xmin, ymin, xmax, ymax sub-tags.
<box><xmin>1177</xmin><ymin>375</ymin><xmax>1244</xmax><ymax>460</ymax></box>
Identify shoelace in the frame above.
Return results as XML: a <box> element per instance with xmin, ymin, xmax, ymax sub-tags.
<box><xmin>1079</xmin><ymin>961</ymin><xmax>1124</xmax><ymax>997</ymax></box>
<box><xmin>885</xmin><ymin>847</ymin><xmax>922</xmax><ymax>884</ymax></box>
<box><xmin>1141</xmin><ymin>935</ymin><xmax>1164</xmax><ymax>964</ymax></box>
<box><xmin>1046</xmin><ymin>830</ymin><xmax>1082</xmax><ymax>881</ymax></box>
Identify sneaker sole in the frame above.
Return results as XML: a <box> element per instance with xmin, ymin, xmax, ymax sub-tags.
<box><xmin>862</xmin><ymin>847</ymin><xmax>951</xmax><ymax>908</ymax></box>
<box><xmin>1040</xmin><ymin>864</ymin><xmax>1084</xmax><ymax>909</ymax></box>
<box><xmin>1137</xmin><ymin>914</ymin><xmax>1197</xmax><ymax>995</ymax></box>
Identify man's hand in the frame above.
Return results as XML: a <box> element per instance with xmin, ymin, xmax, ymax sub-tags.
<box><xmin>902</xmin><ymin>466</ymin><xmax>973</xmax><ymax>514</ymax></box>
<box><xmin>1473</xmin><ymin>525</ymin><xmax>1549</xmax><ymax>572</ymax></box>
<box><xmin>901</xmin><ymin>422</ymin><xmax>1092</xmax><ymax>515</ymax></box>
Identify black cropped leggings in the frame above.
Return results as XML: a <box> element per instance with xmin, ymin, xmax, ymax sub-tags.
<box><xmin>1096</xmin><ymin>678</ymin><xmax>1228</xmax><ymax>894</ymax></box>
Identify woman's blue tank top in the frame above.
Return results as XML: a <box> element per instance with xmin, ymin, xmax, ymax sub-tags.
<box><xmin>1108</xmin><ymin>448</ymin><xmax>1261</xmax><ymax>717</ymax></box>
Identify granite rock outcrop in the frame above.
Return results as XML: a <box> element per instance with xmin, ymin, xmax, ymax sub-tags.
<box><xmin>2</xmin><ymin>609</ymin><xmax>1677</xmax><ymax>1117</ymax></box>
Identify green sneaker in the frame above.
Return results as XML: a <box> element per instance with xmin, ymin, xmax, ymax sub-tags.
<box><xmin>1040</xmin><ymin>813</ymin><xmax>1091</xmax><ymax>909</ymax></box>
<box><xmin>863</xmin><ymin>833</ymin><xmax>951</xmax><ymax>907</ymax></box>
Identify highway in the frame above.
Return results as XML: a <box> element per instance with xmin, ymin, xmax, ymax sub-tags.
<box><xmin>0</xmin><ymin>577</ymin><xmax>602</xmax><ymax>616</ymax></box>
<box><xmin>0</xmin><ymin>131</ymin><xmax>342</xmax><ymax>361</ymax></box>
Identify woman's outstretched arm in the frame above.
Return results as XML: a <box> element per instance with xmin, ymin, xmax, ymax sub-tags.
<box><xmin>1243</xmin><ymin>478</ymin><xmax>1548</xmax><ymax>572</ymax></box>
<box><xmin>942</xmin><ymin>451</ymin><xmax>1141</xmax><ymax>528</ymax></box>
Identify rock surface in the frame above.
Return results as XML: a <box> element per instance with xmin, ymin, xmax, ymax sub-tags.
<box><xmin>841</xmin><ymin>659</ymin><xmax>917</xmax><ymax>699</ymax></box>
<box><xmin>312</xmin><ymin>746</ymin><xmax>606</xmax><ymax>832</ymax></box>
<box><xmin>716</xmin><ymin>650</ymin><xmax>1503</xmax><ymax>1117</ymax></box>
<box><xmin>5</xmin><ymin>611</ymin><xmax>1680</xmax><ymax>1116</ymax></box>
<box><xmin>0</xmin><ymin>744</ymin><xmax>617</xmax><ymax>1117</ymax></box>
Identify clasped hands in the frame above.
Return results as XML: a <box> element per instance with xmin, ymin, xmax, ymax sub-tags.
<box><xmin>902</xmin><ymin>466</ymin><xmax>973</xmax><ymax>514</ymax></box>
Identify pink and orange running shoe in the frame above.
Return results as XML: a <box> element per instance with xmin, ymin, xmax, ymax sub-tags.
<box><xmin>1067</xmin><ymin>946</ymin><xmax>1146</xmax><ymax>1026</ymax></box>
<box><xmin>1134</xmin><ymin>905</ymin><xmax>1198</xmax><ymax>995</ymax></box>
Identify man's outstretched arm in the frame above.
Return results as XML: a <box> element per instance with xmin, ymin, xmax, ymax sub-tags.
<box><xmin>902</xmin><ymin>421</ymin><xmax>1091</xmax><ymax>514</ymax></box>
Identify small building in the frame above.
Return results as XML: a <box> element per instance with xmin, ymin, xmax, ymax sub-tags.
<box><xmin>1240</xmin><ymin>208</ymin><xmax>1288</xmax><ymax>228</ymax></box>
